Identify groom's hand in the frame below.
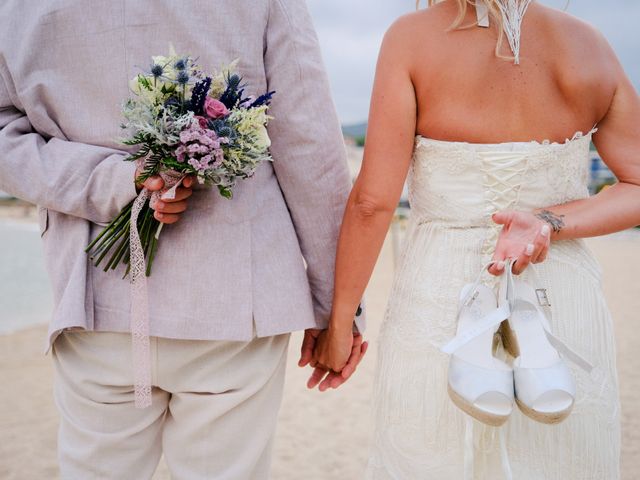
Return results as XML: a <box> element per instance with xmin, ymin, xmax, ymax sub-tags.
<box><xmin>299</xmin><ymin>328</ymin><xmax>322</xmax><ymax>368</ymax></box>
<box><xmin>134</xmin><ymin>169</ymin><xmax>195</xmax><ymax>225</ymax></box>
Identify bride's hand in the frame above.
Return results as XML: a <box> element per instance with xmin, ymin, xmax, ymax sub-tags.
<box><xmin>488</xmin><ymin>210</ymin><xmax>552</xmax><ymax>276</ymax></box>
<box><xmin>313</xmin><ymin>327</ymin><xmax>355</xmax><ymax>373</ymax></box>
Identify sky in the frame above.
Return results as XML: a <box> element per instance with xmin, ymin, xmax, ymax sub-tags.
<box><xmin>307</xmin><ymin>0</ymin><xmax>640</xmax><ymax>125</ymax></box>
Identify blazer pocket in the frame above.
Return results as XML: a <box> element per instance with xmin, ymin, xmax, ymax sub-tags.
<box><xmin>37</xmin><ymin>206</ymin><xmax>49</xmax><ymax>237</ymax></box>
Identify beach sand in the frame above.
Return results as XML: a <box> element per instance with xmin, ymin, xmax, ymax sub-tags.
<box><xmin>0</xmin><ymin>234</ymin><xmax>638</xmax><ymax>479</ymax></box>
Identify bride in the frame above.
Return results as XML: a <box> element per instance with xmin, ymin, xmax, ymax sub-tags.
<box><xmin>312</xmin><ymin>0</ymin><xmax>640</xmax><ymax>478</ymax></box>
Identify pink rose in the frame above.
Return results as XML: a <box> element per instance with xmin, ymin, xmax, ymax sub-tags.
<box><xmin>204</xmin><ymin>97</ymin><xmax>229</xmax><ymax>119</ymax></box>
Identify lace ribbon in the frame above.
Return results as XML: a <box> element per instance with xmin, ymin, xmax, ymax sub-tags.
<box><xmin>130</xmin><ymin>163</ymin><xmax>185</xmax><ymax>408</ymax></box>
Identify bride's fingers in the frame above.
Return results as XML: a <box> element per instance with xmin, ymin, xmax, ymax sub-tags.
<box><xmin>532</xmin><ymin>225</ymin><xmax>551</xmax><ymax>264</ymax></box>
<box><xmin>512</xmin><ymin>243</ymin><xmax>534</xmax><ymax>275</ymax></box>
<box><xmin>535</xmin><ymin>248</ymin><xmax>548</xmax><ymax>264</ymax></box>
<box><xmin>488</xmin><ymin>258</ymin><xmax>506</xmax><ymax>276</ymax></box>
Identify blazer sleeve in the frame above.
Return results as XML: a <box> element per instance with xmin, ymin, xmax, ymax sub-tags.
<box><xmin>0</xmin><ymin>61</ymin><xmax>138</xmax><ymax>224</ymax></box>
<box><xmin>264</xmin><ymin>0</ymin><xmax>352</xmax><ymax>328</ymax></box>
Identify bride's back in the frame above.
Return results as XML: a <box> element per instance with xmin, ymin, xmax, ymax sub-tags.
<box><xmin>404</xmin><ymin>1</ymin><xmax>619</xmax><ymax>143</ymax></box>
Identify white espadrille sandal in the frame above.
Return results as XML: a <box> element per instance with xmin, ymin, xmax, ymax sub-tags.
<box><xmin>499</xmin><ymin>259</ymin><xmax>593</xmax><ymax>424</ymax></box>
<box><xmin>442</xmin><ymin>262</ymin><xmax>514</xmax><ymax>426</ymax></box>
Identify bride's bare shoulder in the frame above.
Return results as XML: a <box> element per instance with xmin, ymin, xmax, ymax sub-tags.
<box><xmin>538</xmin><ymin>4</ymin><xmax>621</xmax><ymax>95</ymax></box>
<box><xmin>539</xmin><ymin>4</ymin><xmax>619</xmax><ymax>65</ymax></box>
<box><xmin>379</xmin><ymin>3</ymin><xmax>454</xmax><ymax>57</ymax></box>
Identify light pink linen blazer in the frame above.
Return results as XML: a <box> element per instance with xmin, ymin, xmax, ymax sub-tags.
<box><xmin>0</xmin><ymin>0</ymin><xmax>359</xmax><ymax>348</ymax></box>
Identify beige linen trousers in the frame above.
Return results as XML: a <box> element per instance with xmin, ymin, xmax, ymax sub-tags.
<box><xmin>53</xmin><ymin>330</ymin><xmax>291</xmax><ymax>480</ymax></box>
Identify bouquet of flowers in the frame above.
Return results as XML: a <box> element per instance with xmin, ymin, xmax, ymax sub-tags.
<box><xmin>85</xmin><ymin>50</ymin><xmax>275</xmax><ymax>277</ymax></box>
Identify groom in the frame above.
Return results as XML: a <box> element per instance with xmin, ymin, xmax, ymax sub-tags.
<box><xmin>0</xmin><ymin>0</ymin><xmax>365</xmax><ymax>478</ymax></box>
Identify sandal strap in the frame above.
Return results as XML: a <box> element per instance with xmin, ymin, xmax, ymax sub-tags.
<box><xmin>441</xmin><ymin>303</ymin><xmax>510</xmax><ymax>355</ymax></box>
<box><xmin>545</xmin><ymin>331</ymin><xmax>594</xmax><ymax>373</ymax></box>
<box><xmin>504</xmin><ymin>259</ymin><xmax>594</xmax><ymax>373</ymax></box>
<box><xmin>442</xmin><ymin>260</ymin><xmax>510</xmax><ymax>355</ymax></box>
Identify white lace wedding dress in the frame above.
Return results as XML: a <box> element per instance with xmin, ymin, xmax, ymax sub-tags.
<box><xmin>365</xmin><ymin>130</ymin><xmax>620</xmax><ymax>479</ymax></box>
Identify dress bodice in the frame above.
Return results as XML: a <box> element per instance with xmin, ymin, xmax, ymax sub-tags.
<box><xmin>408</xmin><ymin>129</ymin><xmax>594</xmax><ymax>228</ymax></box>
<box><xmin>408</xmin><ymin>130</ymin><xmax>595</xmax><ymax>261</ymax></box>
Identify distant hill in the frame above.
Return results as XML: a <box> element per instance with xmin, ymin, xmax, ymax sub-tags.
<box><xmin>342</xmin><ymin>122</ymin><xmax>367</xmax><ymax>139</ymax></box>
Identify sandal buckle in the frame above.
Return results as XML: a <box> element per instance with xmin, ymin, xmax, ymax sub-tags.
<box><xmin>535</xmin><ymin>288</ymin><xmax>551</xmax><ymax>307</ymax></box>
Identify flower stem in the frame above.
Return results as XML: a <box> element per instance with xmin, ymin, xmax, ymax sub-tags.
<box><xmin>87</xmin><ymin>206</ymin><xmax>134</xmax><ymax>258</ymax></box>
<box><xmin>105</xmin><ymin>224</ymin><xmax>131</xmax><ymax>271</ymax></box>
<box><xmin>92</xmin><ymin>221</ymin><xmax>129</xmax><ymax>268</ymax></box>
<box><xmin>85</xmin><ymin>202</ymin><xmax>133</xmax><ymax>253</ymax></box>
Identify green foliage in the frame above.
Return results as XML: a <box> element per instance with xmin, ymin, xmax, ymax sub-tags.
<box><xmin>218</xmin><ymin>185</ymin><xmax>233</xmax><ymax>199</ymax></box>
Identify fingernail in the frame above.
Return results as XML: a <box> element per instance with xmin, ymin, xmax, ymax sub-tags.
<box><xmin>541</xmin><ymin>225</ymin><xmax>550</xmax><ymax>237</ymax></box>
<box><xmin>526</xmin><ymin>244</ymin><xmax>534</xmax><ymax>256</ymax></box>
<box><xmin>497</xmin><ymin>261</ymin><xmax>505</xmax><ymax>270</ymax></box>
<box><xmin>156</xmin><ymin>201</ymin><xmax>165</xmax><ymax>209</ymax></box>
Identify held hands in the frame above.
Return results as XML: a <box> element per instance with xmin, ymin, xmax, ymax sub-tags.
<box><xmin>135</xmin><ymin>170</ymin><xmax>194</xmax><ymax>225</ymax></box>
<box><xmin>488</xmin><ymin>210</ymin><xmax>552</xmax><ymax>276</ymax></box>
<box><xmin>299</xmin><ymin>326</ymin><xmax>369</xmax><ymax>392</ymax></box>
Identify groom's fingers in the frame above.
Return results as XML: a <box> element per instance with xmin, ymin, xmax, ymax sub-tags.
<box><xmin>163</xmin><ymin>187</ymin><xmax>193</xmax><ymax>203</ymax></box>
<box><xmin>182</xmin><ymin>175</ymin><xmax>195</xmax><ymax>188</ymax></box>
<box><xmin>319</xmin><ymin>373</ymin><xmax>336</xmax><ymax>392</ymax></box>
<box><xmin>154</xmin><ymin>200</ymin><xmax>188</xmax><ymax>214</ymax></box>
<box><xmin>154</xmin><ymin>212</ymin><xmax>180</xmax><ymax>224</ymax></box>
<box><xmin>307</xmin><ymin>367</ymin><xmax>328</xmax><ymax>389</ymax></box>
<box><xmin>299</xmin><ymin>332</ymin><xmax>315</xmax><ymax>367</ymax></box>
<box><xmin>141</xmin><ymin>175</ymin><xmax>164</xmax><ymax>192</ymax></box>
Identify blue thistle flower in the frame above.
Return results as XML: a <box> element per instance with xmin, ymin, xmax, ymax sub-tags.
<box><xmin>174</xmin><ymin>58</ymin><xmax>187</xmax><ymax>70</ymax></box>
<box><xmin>220</xmin><ymin>73</ymin><xmax>247</xmax><ymax>109</ymax></box>
<box><xmin>208</xmin><ymin>119</ymin><xmax>237</xmax><ymax>141</ymax></box>
<box><xmin>176</xmin><ymin>70</ymin><xmax>190</xmax><ymax>85</ymax></box>
<box><xmin>150</xmin><ymin>64</ymin><xmax>164</xmax><ymax>78</ymax></box>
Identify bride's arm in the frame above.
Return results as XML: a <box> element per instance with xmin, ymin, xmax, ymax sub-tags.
<box><xmin>489</xmin><ymin>42</ymin><xmax>640</xmax><ymax>276</ymax></box>
<box><xmin>313</xmin><ymin>19</ymin><xmax>418</xmax><ymax>372</ymax></box>
<box><xmin>536</xmin><ymin>71</ymin><xmax>640</xmax><ymax>241</ymax></box>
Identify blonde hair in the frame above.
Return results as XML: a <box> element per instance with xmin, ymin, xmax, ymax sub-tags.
<box><xmin>416</xmin><ymin>0</ymin><xmax>511</xmax><ymax>60</ymax></box>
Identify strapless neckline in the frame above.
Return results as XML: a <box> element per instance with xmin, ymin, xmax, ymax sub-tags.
<box><xmin>415</xmin><ymin>127</ymin><xmax>597</xmax><ymax>150</ymax></box>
